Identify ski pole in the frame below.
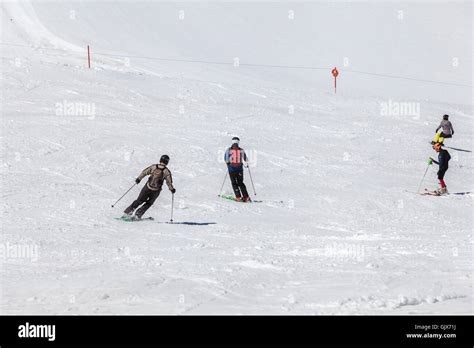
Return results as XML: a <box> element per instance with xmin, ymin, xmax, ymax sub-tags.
<box><xmin>170</xmin><ymin>193</ymin><xmax>174</xmax><ymax>223</ymax></box>
<box><xmin>246</xmin><ymin>165</ymin><xmax>257</xmax><ymax>196</ymax></box>
<box><xmin>416</xmin><ymin>160</ymin><xmax>431</xmax><ymax>193</ymax></box>
<box><xmin>218</xmin><ymin>170</ymin><xmax>228</xmax><ymax>196</ymax></box>
<box><xmin>111</xmin><ymin>183</ymin><xmax>136</xmax><ymax>208</ymax></box>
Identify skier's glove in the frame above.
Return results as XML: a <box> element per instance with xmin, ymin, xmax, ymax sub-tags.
<box><xmin>135</xmin><ymin>178</ymin><xmax>141</xmax><ymax>184</ymax></box>
<box><xmin>171</xmin><ymin>188</ymin><xmax>176</xmax><ymax>194</ymax></box>
<box><xmin>427</xmin><ymin>158</ymin><xmax>433</xmax><ymax>165</ymax></box>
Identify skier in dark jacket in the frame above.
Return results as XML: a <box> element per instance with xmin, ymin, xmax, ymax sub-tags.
<box><xmin>224</xmin><ymin>137</ymin><xmax>250</xmax><ymax>202</ymax></box>
<box><xmin>429</xmin><ymin>142</ymin><xmax>451</xmax><ymax>195</ymax></box>
<box><xmin>122</xmin><ymin>154</ymin><xmax>175</xmax><ymax>220</ymax></box>
<box><xmin>433</xmin><ymin>114</ymin><xmax>454</xmax><ymax>144</ymax></box>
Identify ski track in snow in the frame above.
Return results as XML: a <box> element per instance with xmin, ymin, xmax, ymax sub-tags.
<box><xmin>0</xmin><ymin>1</ymin><xmax>473</xmax><ymax>314</ymax></box>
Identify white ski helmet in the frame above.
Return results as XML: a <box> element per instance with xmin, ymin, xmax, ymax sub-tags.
<box><xmin>232</xmin><ymin>136</ymin><xmax>240</xmax><ymax>145</ymax></box>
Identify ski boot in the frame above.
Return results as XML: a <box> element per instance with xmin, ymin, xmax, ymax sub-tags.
<box><xmin>121</xmin><ymin>212</ymin><xmax>133</xmax><ymax>221</ymax></box>
<box><xmin>131</xmin><ymin>214</ymin><xmax>142</xmax><ymax>221</ymax></box>
<box><xmin>235</xmin><ymin>196</ymin><xmax>243</xmax><ymax>202</ymax></box>
<box><xmin>438</xmin><ymin>187</ymin><xmax>448</xmax><ymax>195</ymax></box>
<box><xmin>242</xmin><ymin>196</ymin><xmax>251</xmax><ymax>202</ymax></box>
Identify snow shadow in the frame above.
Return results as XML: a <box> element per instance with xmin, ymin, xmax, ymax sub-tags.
<box><xmin>160</xmin><ymin>222</ymin><xmax>217</xmax><ymax>226</ymax></box>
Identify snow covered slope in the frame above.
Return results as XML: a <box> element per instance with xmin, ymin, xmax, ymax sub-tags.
<box><xmin>1</xmin><ymin>0</ymin><xmax>472</xmax><ymax>314</ymax></box>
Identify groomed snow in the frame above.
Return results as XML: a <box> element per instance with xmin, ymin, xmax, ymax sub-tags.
<box><xmin>0</xmin><ymin>0</ymin><xmax>472</xmax><ymax>314</ymax></box>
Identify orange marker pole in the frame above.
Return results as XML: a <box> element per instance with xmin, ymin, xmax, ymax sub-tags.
<box><xmin>331</xmin><ymin>67</ymin><xmax>339</xmax><ymax>94</ymax></box>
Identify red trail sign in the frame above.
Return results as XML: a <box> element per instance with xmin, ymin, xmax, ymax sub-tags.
<box><xmin>332</xmin><ymin>67</ymin><xmax>339</xmax><ymax>93</ymax></box>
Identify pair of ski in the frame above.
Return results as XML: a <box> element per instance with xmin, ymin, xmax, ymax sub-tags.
<box><xmin>115</xmin><ymin>216</ymin><xmax>155</xmax><ymax>222</ymax></box>
<box><xmin>115</xmin><ymin>217</ymin><xmax>180</xmax><ymax>223</ymax></box>
<box><xmin>408</xmin><ymin>189</ymin><xmax>470</xmax><ymax>196</ymax></box>
<box><xmin>115</xmin><ymin>217</ymin><xmax>216</xmax><ymax>225</ymax></box>
<box><xmin>428</xmin><ymin>142</ymin><xmax>471</xmax><ymax>153</ymax></box>
<box><xmin>218</xmin><ymin>194</ymin><xmax>284</xmax><ymax>204</ymax></box>
<box><xmin>219</xmin><ymin>194</ymin><xmax>257</xmax><ymax>203</ymax></box>
<box><xmin>421</xmin><ymin>189</ymin><xmax>443</xmax><ymax>196</ymax></box>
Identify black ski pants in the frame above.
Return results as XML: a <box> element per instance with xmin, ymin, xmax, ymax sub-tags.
<box><xmin>440</xmin><ymin>132</ymin><xmax>452</xmax><ymax>139</ymax></box>
<box><xmin>437</xmin><ymin>166</ymin><xmax>448</xmax><ymax>180</ymax></box>
<box><xmin>229</xmin><ymin>170</ymin><xmax>249</xmax><ymax>198</ymax></box>
<box><xmin>124</xmin><ymin>185</ymin><xmax>160</xmax><ymax>218</ymax></box>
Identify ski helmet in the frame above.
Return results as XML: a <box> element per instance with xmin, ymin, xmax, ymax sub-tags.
<box><xmin>160</xmin><ymin>154</ymin><xmax>170</xmax><ymax>165</ymax></box>
<box><xmin>443</xmin><ymin>114</ymin><xmax>449</xmax><ymax>120</ymax></box>
<box><xmin>232</xmin><ymin>136</ymin><xmax>240</xmax><ymax>145</ymax></box>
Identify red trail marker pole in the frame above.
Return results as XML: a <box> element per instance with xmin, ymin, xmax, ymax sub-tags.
<box><xmin>87</xmin><ymin>45</ymin><xmax>91</xmax><ymax>69</ymax></box>
<box><xmin>331</xmin><ymin>67</ymin><xmax>339</xmax><ymax>93</ymax></box>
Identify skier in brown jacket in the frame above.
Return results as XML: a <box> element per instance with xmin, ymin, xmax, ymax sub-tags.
<box><xmin>122</xmin><ymin>155</ymin><xmax>175</xmax><ymax>220</ymax></box>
